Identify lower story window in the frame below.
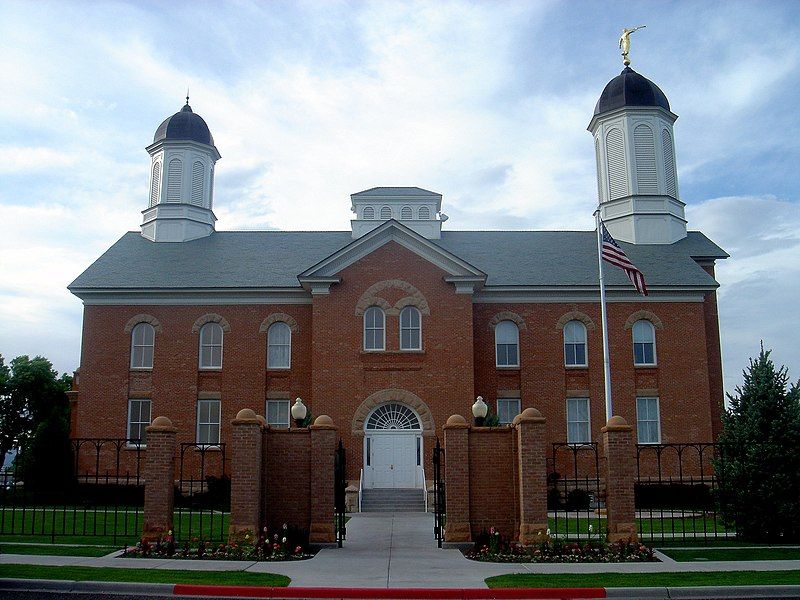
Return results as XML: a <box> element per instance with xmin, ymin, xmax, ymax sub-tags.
<box><xmin>567</xmin><ymin>397</ymin><xmax>590</xmax><ymax>443</ymax></box>
<box><xmin>197</xmin><ymin>399</ymin><xmax>221</xmax><ymax>444</ymax></box>
<box><xmin>497</xmin><ymin>398</ymin><xmax>521</xmax><ymax>424</ymax></box>
<box><xmin>636</xmin><ymin>397</ymin><xmax>661</xmax><ymax>443</ymax></box>
<box><xmin>127</xmin><ymin>399</ymin><xmax>151</xmax><ymax>444</ymax></box>
<box><xmin>267</xmin><ymin>399</ymin><xmax>290</xmax><ymax>429</ymax></box>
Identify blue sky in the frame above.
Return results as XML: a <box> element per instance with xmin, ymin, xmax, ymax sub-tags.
<box><xmin>1</xmin><ymin>0</ymin><xmax>799</xmax><ymax>396</ymax></box>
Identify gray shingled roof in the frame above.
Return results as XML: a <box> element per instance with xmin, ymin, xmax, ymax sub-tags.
<box><xmin>69</xmin><ymin>230</ymin><xmax>726</xmax><ymax>291</ymax></box>
<box><xmin>351</xmin><ymin>187</ymin><xmax>441</xmax><ymax>197</ymax></box>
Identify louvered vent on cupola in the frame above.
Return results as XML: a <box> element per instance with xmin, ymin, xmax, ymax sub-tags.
<box><xmin>634</xmin><ymin>125</ymin><xmax>658</xmax><ymax>194</ymax></box>
<box><xmin>191</xmin><ymin>161</ymin><xmax>204</xmax><ymax>206</ymax></box>
<box><xmin>167</xmin><ymin>158</ymin><xmax>182</xmax><ymax>202</ymax></box>
<box><xmin>149</xmin><ymin>162</ymin><xmax>161</xmax><ymax>207</ymax></box>
<box><xmin>605</xmin><ymin>128</ymin><xmax>628</xmax><ymax>200</ymax></box>
<box><xmin>594</xmin><ymin>138</ymin><xmax>604</xmax><ymax>202</ymax></box>
<box><xmin>401</xmin><ymin>206</ymin><xmax>413</xmax><ymax>219</ymax></box>
<box><xmin>663</xmin><ymin>130</ymin><xmax>677</xmax><ymax>198</ymax></box>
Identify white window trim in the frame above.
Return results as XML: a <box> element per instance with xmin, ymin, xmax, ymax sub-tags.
<box><xmin>563</xmin><ymin>321</ymin><xmax>588</xmax><ymax>368</ymax></box>
<box><xmin>199</xmin><ymin>323</ymin><xmax>224</xmax><ymax>370</ymax></box>
<box><xmin>363</xmin><ymin>307</ymin><xmax>386</xmax><ymax>352</ymax></box>
<box><xmin>633</xmin><ymin>320</ymin><xmax>658</xmax><ymax>366</ymax></box>
<box><xmin>399</xmin><ymin>306</ymin><xmax>422</xmax><ymax>351</ymax></box>
<box><xmin>196</xmin><ymin>399</ymin><xmax>221</xmax><ymax>445</ymax></box>
<box><xmin>495</xmin><ymin>321</ymin><xmax>520</xmax><ymax>368</ymax></box>
<box><xmin>267</xmin><ymin>322</ymin><xmax>292</xmax><ymax>370</ymax></box>
<box><xmin>266</xmin><ymin>399</ymin><xmax>291</xmax><ymax>429</ymax></box>
<box><xmin>636</xmin><ymin>396</ymin><xmax>662</xmax><ymax>444</ymax></box>
<box><xmin>127</xmin><ymin>398</ymin><xmax>151</xmax><ymax>447</ymax></box>
<box><xmin>566</xmin><ymin>397</ymin><xmax>591</xmax><ymax>444</ymax></box>
<box><xmin>497</xmin><ymin>398</ymin><xmax>521</xmax><ymax>425</ymax></box>
<box><xmin>130</xmin><ymin>323</ymin><xmax>155</xmax><ymax>370</ymax></box>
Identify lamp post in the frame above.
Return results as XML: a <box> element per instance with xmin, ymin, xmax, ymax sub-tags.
<box><xmin>472</xmin><ymin>396</ymin><xmax>488</xmax><ymax>427</ymax></box>
<box><xmin>291</xmin><ymin>397</ymin><xmax>307</xmax><ymax>428</ymax></box>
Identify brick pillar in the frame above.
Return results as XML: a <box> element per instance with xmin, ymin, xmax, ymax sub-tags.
<box><xmin>602</xmin><ymin>415</ymin><xmax>638</xmax><ymax>542</ymax></box>
<box><xmin>229</xmin><ymin>408</ymin><xmax>264</xmax><ymax>542</ymax></box>
<box><xmin>514</xmin><ymin>408</ymin><xmax>548</xmax><ymax>544</ymax></box>
<box><xmin>309</xmin><ymin>415</ymin><xmax>336</xmax><ymax>544</ymax></box>
<box><xmin>443</xmin><ymin>414</ymin><xmax>471</xmax><ymax>543</ymax></box>
<box><xmin>142</xmin><ymin>416</ymin><xmax>177</xmax><ymax>542</ymax></box>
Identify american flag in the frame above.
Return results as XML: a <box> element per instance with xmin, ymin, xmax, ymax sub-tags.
<box><xmin>600</xmin><ymin>222</ymin><xmax>648</xmax><ymax>296</ymax></box>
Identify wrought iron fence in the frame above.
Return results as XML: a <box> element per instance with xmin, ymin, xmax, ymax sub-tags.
<box><xmin>636</xmin><ymin>442</ymin><xmax>733</xmax><ymax>543</ymax></box>
<box><xmin>0</xmin><ymin>438</ymin><xmax>144</xmax><ymax>544</ymax></box>
<box><xmin>547</xmin><ymin>442</ymin><xmax>603</xmax><ymax>541</ymax></box>
<box><xmin>174</xmin><ymin>442</ymin><xmax>229</xmax><ymax>543</ymax></box>
<box><xmin>432</xmin><ymin>437</ymin><xmax>445</xmax><ymax>547</ymax></box>
<box><xmin>334</xmin><ymin>439</ymin><xmax>346</xmax><ymax>547</ymax></box>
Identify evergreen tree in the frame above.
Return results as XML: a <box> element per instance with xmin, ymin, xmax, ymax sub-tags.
<box><xmin>715</xmin><ymin>345</ymin><xmax>800</xmax><ymax>542</ymax></box>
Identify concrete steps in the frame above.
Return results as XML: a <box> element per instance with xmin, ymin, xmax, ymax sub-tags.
<box><xmin>361</xmin><ymin>488</ymin><xmax>425</xmax><ymax>512</ymax></box>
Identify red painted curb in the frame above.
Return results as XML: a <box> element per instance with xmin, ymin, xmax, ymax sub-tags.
<box><xmin>173</xmin><ymin>585</ymin><xmax>606</xmax><ymax>599</ymax></box>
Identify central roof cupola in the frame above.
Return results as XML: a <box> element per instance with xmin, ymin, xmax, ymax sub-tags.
<box><xmin>141</xmin><ymin>96</ymin><xmax>221</xmax><ymax>242</ymax></box>
<box><xmin>350</xmin><ymin>187</ymin><xmax>446</xmax><ymax>239</ymax></box>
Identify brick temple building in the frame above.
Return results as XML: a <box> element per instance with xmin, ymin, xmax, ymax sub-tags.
<box><xmin>68</xmin><ymin>64</ymin><xmax>727</xmax><ymax>493</ymax></box>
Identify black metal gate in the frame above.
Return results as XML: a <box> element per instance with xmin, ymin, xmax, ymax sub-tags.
<box><xmin>432</xmin><ymin>437</ymin><xmax>445</xmax><ymax>547</ymax></box>
<box><xmin>174</xmin><ymin>443</ymin><xmax>228</xmax><ymax>543</ymax></box>
<box><xmin>547</xmin><ymin>442</ymin><xmax>602</xmax><ymax>541</ymax></box>
<box><xmin>334</xmin><ymin>439</ymin><xmax>346</xmax><ymax>548</ymax></box>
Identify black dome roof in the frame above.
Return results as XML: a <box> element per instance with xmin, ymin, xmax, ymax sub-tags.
<box><xmin>594</xmin><ymin>67</ymin><xmax>670</xmax><ymax>116</ymax></box>
<box><xmin>153</xmin><ymin>103</ymin><xmax>214</xmax><ymax>145</ymax></box>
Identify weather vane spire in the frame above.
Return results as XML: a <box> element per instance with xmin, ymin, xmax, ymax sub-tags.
<box><xmin>619</xmin><ymin>25</ymin><xmax>646</xmax><ymax>66</ymax></box>
<box><xmin>185</xmin><ymin>87</ymin><xmax>190</xmax><ymax>106</ymax></box>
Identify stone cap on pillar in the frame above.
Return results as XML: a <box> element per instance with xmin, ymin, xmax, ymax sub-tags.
<box><xmin>602</xmin><ymin>415</ymin><xmax>632</xmax><ymax>433</ymax></box>
<box><xmin>444</xmin><ymin>414</ymin><xmax>469</xmax><ymax>429</ymax></box>
<box><xmin>310</xmin><ymin>414</ymin><xmax>336</xmax><ymax>430</ymax></box>
<box><xmin>146</xmin><ymin>416</ymin><xmax>177</xmax><ymax>433</ymax></box>
<box><xmin>513</xmin><ymin>407</ymin><xmax>545</xmax><ymax>426</ymax></box>
<box><xmin>232</xmin><ymin>408</ymin><xmax>262</xmax><ymax>426</ymax></box>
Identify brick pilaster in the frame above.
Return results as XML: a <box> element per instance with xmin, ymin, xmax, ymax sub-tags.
<box><xmin>309</xmin><ymin>415</ymin><xmax>337</xmax><ymax>544</ymax></box>
<box><xmin>602</xmin><ymin>416</ymin><xmax>638</xmax><ymax>542</ymax></box>
<box><xmin>443</xmin><ymin>414</ymin><xmax>471</xmax><ymax>542</ymax></box>
<box><xmin>229</xmin><ymin>408</ymin><xmax>264</xmax><ymax>541</ymax></box>
<box><xmin>514</xmin><ymin>408</ymin><xmax>548</xmax><ymax>544</ymax></box>
<box><xmin>142</xmin><ymin>416</ymin><xmax>177</xmax><ymax>541</ymax></box>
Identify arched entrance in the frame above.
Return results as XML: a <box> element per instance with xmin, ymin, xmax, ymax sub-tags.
<box><xmin>364</xmin><ymin>403</ymin><xmax>423</xmax><ymax>489</ymax></box>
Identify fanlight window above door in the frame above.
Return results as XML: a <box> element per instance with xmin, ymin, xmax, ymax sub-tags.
<box><xmin>366</xmin><ymin>404</ymin><xmax>421</xmax><ymax>430</ymax></box>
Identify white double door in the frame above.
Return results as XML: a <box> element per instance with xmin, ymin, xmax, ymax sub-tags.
<box><xmin>365</xmin><ymin>432</ymin><xmax>421</xmax><ymax>489</ymax></box>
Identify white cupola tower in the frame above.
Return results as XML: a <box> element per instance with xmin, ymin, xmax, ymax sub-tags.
<box><xmin>141</xmin><ymin>98</ymin><xmax>221</xmax><ymax>242</ymax></box>
<box><xmin>350</xmin><ymin>187</ymin><xmax>446</xmax><ymax>239</ymax></box>
<box><xmin>588</xmin><ymin>67</ymin><xmax>687</xmax><ymax>244</ymax></box>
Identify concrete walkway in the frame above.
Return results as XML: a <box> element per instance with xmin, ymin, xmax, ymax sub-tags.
<box><xmin>3</xmin><ymin>512</ymin><xmax>800</xmax><ymax>588</ymax></box>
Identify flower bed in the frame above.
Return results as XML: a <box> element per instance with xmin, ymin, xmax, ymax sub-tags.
<box><xmin>122</xmin><ymin>524</ymin><xmax>314</xmax><ymax>561</ymax></box>
<box><xmin>464</xmin><ymin>527</ymin><xmax>656</xmax><ymax>563</ymax></box>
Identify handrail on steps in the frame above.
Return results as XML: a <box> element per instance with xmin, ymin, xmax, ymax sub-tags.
<box><xmin>358</xmin><ymin>468</ymin><xmax>363</xmax><ymax>513</ymax></box>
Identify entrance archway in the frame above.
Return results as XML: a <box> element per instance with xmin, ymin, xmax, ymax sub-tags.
<box><xmin>364</xmin><ymin>403</ymin><xmax>423</xmax><ymax>489</ymax></box>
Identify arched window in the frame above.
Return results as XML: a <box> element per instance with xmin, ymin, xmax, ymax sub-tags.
<box><xmin>380</xmin><ymin>206</ymin><xmax>392</xmax><ymax>219</ymax></box>
<box><xmin>401</xmin><ymin>206</ymin><xmax>413</xmax><ymax>220</ymax></box>
<box><xmin>199</xmin><ymin>322</ymin><xmax>223</xmax><ymax>369</ymax></box>
<box><xmin>495</xmin><ymin>320</ymin><xmax>519</xmax><ymax>367</ymax></box>
<box><xmin>363</xmin><ymin>306</ymin><xmax>385</xmax><ymax>351</ymax></box>
<box><xmin>418</xmin><ymin>206</ymin><xmax>430</xmax><ymax>220</ymax></box>
<box><xmin>632</xmin><ymin>320</ymin><xmax>656</xmax><ymax>365</ymax></box>
<box><xmin>564</xmin><ymin>320</ymin><xmax>587</xmax><ymax>367</ymax></box>
<box><xmin>190</xmin><ymin>161</ymin><xmax>204</xmax><ymax>205</ymax></box>
<box><xmin>167</xmin><ymin>158</ymin><xmax>182</xmax><ymax>202</ymax></box>
<box><xmin>130</xmin><ymin>323</ymin><xmax>155</xmax><ymax>369</ymax></box>
<box><xmin>399</xmin><ymin>306</ymin><xmax>421</xmax><ymax>350</ymax></box>
<box><xmin>149</xmin><ymin>162</ymin><xmax>161</xmax><ymax>207</ymax></box>
<box><xmin>267</xmin><ymin>322</ymin><xmax>291</xmax><ymax>369</ymax></box>
<box><xmin>363</xmin><ymin>206</ymin><xmax>375</xmax><ymax>220</ymax></box>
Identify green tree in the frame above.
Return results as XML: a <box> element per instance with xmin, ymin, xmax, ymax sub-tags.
<box><xmin>715</xmin><ymin>346</ymin><xmax>800</xmax><ymax>542</ymax></box>
<box><xmin>0</xmin><ymin>354</ymin><xmax>28</xmax><ymax>469</ymax></box>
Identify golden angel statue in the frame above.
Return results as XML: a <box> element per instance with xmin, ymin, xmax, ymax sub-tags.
<box><xmin>619</xmin><ymin>25</ymin><xmax>646</xmax><ymax>66</ymax></box>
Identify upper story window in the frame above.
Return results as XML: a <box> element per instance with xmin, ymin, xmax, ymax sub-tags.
<box><xmin>363</xmin><ymin>206</ymin><xmax>375</xmax><ymax>219</ymax></box>
<box><xmin>127</xmin><ymin>398</ymin><xmax>151</xmax><ymax>444</ymax></box>
<box><xmin>563</xmin><ymin>320</ymin><xmax>587</xmax><ymax>367</ymax></box>
<box><xmin>199</xmin><ymin>322</ymin><xmax>223</xmax><ymax>369</ymax></box>
<box><xmin>380</xmin><ymin>206</ymin><xmax>392</xmax><ymax>219</ymax></box>
<box><xmin>364</xmin><ymin>306</ymin><xmax>385</xmax><ymax>351</ymax></box>
<box><xmin>130</xmin><ymin>322</ymin><xmax>155</xmax><ymax>369</ymax></box>
<box><xmin>495</xmin><ymin>320</ymin><xmax>519</xmax><ymax>367</ymax></box>
<box><xmin>267</xmin><ymin>322</ymin><xmax>291</xmax><ymax>369</ymax></box>
<box><xmin>197</xmin><ymin>399</ymin><xmax>221</xmax><ymax>444</ymax></box>
<box><xmin>566</xmin><ymin>397</ymin><xmax>590</xmax><ymax>444</ymax></box>
<box><xmin>636</xmin><ymin>397</ymin><xmax>661</xmax><ymax>444</ymax></box>
<box><xmin>401</xmin><ymin>206</ymin><xmax>413</xmax><ymax>219</ymax></box>
<box><xmin>399</xmin><ymin>306</ymin><xmax>421</xmax><ymax>350</ymax></box>
<box><xmin>632</xmin><ymin>320</ymin><xmax>656</xmax><ymax>366</ymax></box>
<box><xmin>418</xmin><ymin>206</ymin><xmax>430</xmax><ymax>219</ymax></box>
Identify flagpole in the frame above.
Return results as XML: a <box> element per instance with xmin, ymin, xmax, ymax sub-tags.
<box><xmin>595</xmin><ymin>209</ymin><xmax>613</xmax><ymax>422</ymax></box>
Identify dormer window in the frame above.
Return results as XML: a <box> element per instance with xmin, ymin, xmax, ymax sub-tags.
<box><xmin>380</xmin><ymin>206</ymin><xmax>392</xmax><ymax>219</ymax></box>
<box><xmin>418</xmin><ymin>206</ymin><xmax>430</xmax><ymax>219</ymax></box>
<box><xmin>363</xmin><ymin>206</ymin><xmax>375</xmax><ymax>219</ymax></box>
<box><xmin>401</xmin><ymin>206</ymin><xmax>413</xmax><ymax>220</ymax></box>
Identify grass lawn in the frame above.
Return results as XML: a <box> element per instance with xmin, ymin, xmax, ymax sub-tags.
<box><xmin>661</xmin><ymin>547</ymin><xmax>800</xmax><ymax>562</ymax></box>
<box><xmin>486</xmin><ymin>571</ymin><xmax>800</xmax><ymax>588</ymax></box>
<box><xmin>0</xmin><ymin>543</ymin><xmax>117</xmax><ymax>557</ymax></box>
<box><xmin>0</xmin><ymin>564</ymin><xmax>290</xmax><ymax>587</ymax></box>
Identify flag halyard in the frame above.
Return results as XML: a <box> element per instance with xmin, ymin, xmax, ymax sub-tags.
<box><xmin>600</xmin><ymin>222</ymin><xmax>648</xmax><ymax>296</ymax></box>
